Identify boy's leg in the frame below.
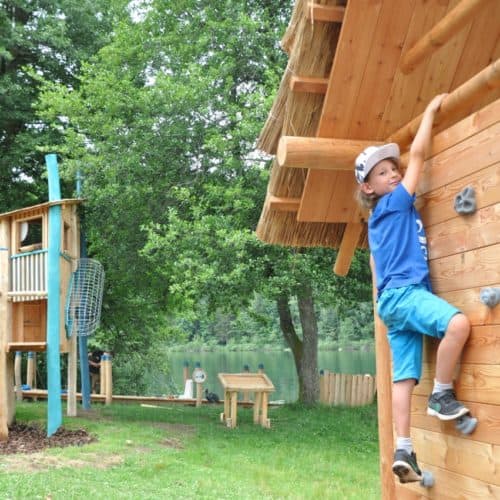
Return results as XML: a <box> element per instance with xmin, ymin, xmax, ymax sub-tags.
<box><xmin>379</xmin><ymin>286</ymin><xmax>471</xmax><ymax>420</ymax></box>
<box><xmin>428</xmin><ymin>313</ymin><xmax>471</xmax><ymax>420</ymax></box>
<box><xmin>392</xmin><ymin>378</ymin><xmax>423</xmax><ymax>482</ymax></box>
<box><xmin>393</xmin><ymin>379</ymin><xmax>415</xmax><ymax>438</ymax></box>
<box><xmin>435</xmin><ymin>313</ymin><xmax>470</xmax><ymax>383</ymax></box>
<box><xmin>378</xmin><ymin>290</ymin><xmax>424</xmax><ymax>481</ymax></box>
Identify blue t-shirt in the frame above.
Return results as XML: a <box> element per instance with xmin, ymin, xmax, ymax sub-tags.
<box><xmin>368</xmin><ymin>183</ymin><xmax>431</xmax><ymax>297</ymax></box>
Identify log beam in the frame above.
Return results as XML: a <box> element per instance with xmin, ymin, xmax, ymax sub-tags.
<box><xmin>268</xmin><ymin>196</ymin><xmax>301</xmax><ymax>213</ymax></box>
<box><xmin>290</xmin><ymin>76</ymin><xmax>328</xmax><ymax>95</ymax></box>
<box><xmin>304</xmin><ymin>2</ymin><xmax>345</xmax><ymax>23</ymax></box>
<box><xmin>401</xmin><ymin>0</ymin><xmax>494</xmax><ymax>74</ymax></box>
<box><xmin>389</xmin><ymin>57</ymin><xmax>500</xmax><ymax>149</ymax></box>
<box><xmin>277</xmin><ymin>137</ymin><xmax>380</xmax><ymax>170</ymax></box>
<box><xmin>333</xmin><ymin>222</ymin><xmax>364</xmax><ymax>276</ymax></box>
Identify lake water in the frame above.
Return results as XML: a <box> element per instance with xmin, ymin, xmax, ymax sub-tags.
<box><xmin>166</xmin><ymin>348</ymin><xmax>376</xmax><ymax>402</ymax></box>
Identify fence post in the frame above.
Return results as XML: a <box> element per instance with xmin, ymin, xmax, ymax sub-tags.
<box><xmin>321</xmin><ymin>372</ymin><xmax>377</xmax><ymax>407</ymax></box>
<box><xmin>350</xmin><ymin>375</ymin><xmax>358</xmax><ymax>406</ymax></box>
<box><xmin>102</xmin><ymin>353</ymin><xmax>113</xmax><ymax>405</ymax></box>
<box><xmin>328</xmin><ymin>373</ymin><xmax>339</xmax><ymax>405</ymax></box>
<box><xmin>14</xmin><ymin>352</ymin><xmax>22</xmax><ymax>401</ymax></box>
<box><xmin>26</xmin><ymin>352</ymin><xmax>36</xmax><ymax>389</ymax></box>
<box><xmin>319</xmin><ymin>369</ymin><xmax>325</xmax><ymax>403</ymax></box>
<box><xmin>345</xmin><ymin>374</ymin><xmax>353</xmax><ymax>406</ymax></box>
<box><xmin>99</xmin><ymin>355</ymin><xmax>106</xmax><ymax>396</ymax></box>
<box><xmin>193</xmin><ymin>362</ymin><xmax>206</xmax><ymax>407</ymax></box>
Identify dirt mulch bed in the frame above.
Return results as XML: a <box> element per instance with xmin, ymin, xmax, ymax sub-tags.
<box><xmin>0</xmin><ymin>423</ymin><xmax>96</xmax><ymax>455</ymax></box>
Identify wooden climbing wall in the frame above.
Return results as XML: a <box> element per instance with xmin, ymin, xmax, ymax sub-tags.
<box><xmin>392</xmin><ymin>97</ymin><xmax>500</xmax><ymax>498</ymax></box>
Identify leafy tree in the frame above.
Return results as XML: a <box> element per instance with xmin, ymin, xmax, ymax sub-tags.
<box><xmin>0</xmin><ymin>0</ymin><xmax>127</xmax><ymax>211</ymax></box>
<box><xmin>37</xmin><ymin>0</ymin><xmax>372</xmax><ymax>403</ymax></box>
<box><xmin>37</xmin><ymin>0</ymin><xmax>291</xmax><ymax>346</ymax></box>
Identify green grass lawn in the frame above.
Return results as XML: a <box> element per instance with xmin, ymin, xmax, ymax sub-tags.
<box><xmin>0</xmin><ymin>401</ymin><xmax>380</xmax><ymax>499</ymax></box>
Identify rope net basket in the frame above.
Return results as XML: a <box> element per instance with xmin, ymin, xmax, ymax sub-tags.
<box><xmin>65</xmin><ymin>258</ymin><xmax>105</xmax><ymax>337</ymax></box>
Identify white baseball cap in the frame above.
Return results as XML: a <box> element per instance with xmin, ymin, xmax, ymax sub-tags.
<box><xmin>354</xmin><ymin>143</ymin><xmax>400</xmax><ymax>184</ymax></box>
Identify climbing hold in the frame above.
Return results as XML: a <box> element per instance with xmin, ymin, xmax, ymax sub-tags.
<box><xmin>454</xmin><ymin>186</ymin><xmax>476</xmax><ymax>215</ymax></box>
<box><xmin>420</xmin><ymin>470</ymin><xmax>435</xmax><ymax>488</ymax></box>
<box><xmin>480</xmin><ymin>287</ymin><xmax>500</xmax><ymax>308</ymax></box>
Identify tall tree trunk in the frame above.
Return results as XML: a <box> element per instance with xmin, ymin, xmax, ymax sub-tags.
<box><xmin>276</xmin><ymin>284</ymin><xmax>319</xmax><ymax>404</ymax></box>
<box><xmin>297</xmin><ymin>283</ymin><xmax>319</xmax><ymax>404</ymax></box>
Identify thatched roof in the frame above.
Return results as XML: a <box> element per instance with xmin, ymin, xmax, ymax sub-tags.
<box><xmin>256</xmin><ymin>0</ymin><xmax>500</xmax><ymax>266</ymax></box>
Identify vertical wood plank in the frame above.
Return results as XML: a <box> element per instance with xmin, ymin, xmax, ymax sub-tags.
<box><xmin>0</xmin><ymin>220</ymin><xmax>12</xmax><ymax>440</ymax></box>
<box><xmin>319</xmin><ymin>369</ymin><xmax>326</xmax><ymax>403</ymax></box>
<box><xmin>104</xmin><ymin>354</ymin><xmax>113</xmax><ymax>406</ymax></box>
<box><xmin>223</xmin><ymin>390</ymin><xmax>230</xmax><ymax>423</ymax></box>
<box><xmin>14</xmin><ymin>351</ymin><xmax>22</xmax><ymax>401</ymax></box>
<box><xmin>261</xmin><ymin>392</ymin><xmax>270</xmax><ymax>428</ymax></box>
<box><xmin>26</xmin><ymin>352</ymin><xmax>36</xmax><ymax>388</ymax></box>
<box><xmin>372</xmin><ymin>267</ymin><xmax>396</xmax><ymax>499</ymax></box>
<box><xmin>66</xmin><ymin>205</ymin><xmax>79</xmax><ymax>417</ymax></box>
<box><xmin>339</xmin><ymin>373</ymin><xmax>347</xmax><ymax>405</ymax></box>
<box><xmin>347</xmin><ymin>1</ymin><xmax>416</xmax><ymax>139</ymax></box>
<box><xmin>411</xmin><ymin>0</ymin><xmax>470</xmax><ymax>118</ymax></box>
<box><xmin>299</xmin><ymin>0</ymin><xmax>385</xmax><ymax>224</ymax></box>
<box><xmin>351</xmin><ymin>374</ymin><xmax>360</xmax><ymax>406</ymax></box>
<box><xmin>318</xmin><ymin>0</ymin><xmax>384</xmax><ymax>137</ymax></box>
<box><xmin>334</xmin><ymin>372</ymin><xmax>341</xmax><ymax>405</ymax></box>
<box><xmin>328</xmin><ymin>372</ymin><xmax>336</xmax><ymax>404</ymax></box>
<box><xmin>449</xmin><ymin>1</ymin><xmax>500</xmax><ymax>90</ymax></box>
<box><xmin>230</xmin><ymin>392</ymin><xmax>238</xmax><ymax>428</ymax></box>
<box><xmin>345</xmin><ymin>374</ymin><xmax>353</xmax><ymax>406</ymax></box>
<box><xmin>378</xmin><ymin>0</ymin><xmax>451</xmax><ymax>137</ymax></box>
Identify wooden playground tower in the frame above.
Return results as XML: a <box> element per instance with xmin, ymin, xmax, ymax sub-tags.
<box><xmin>256</xmin><ymin>0</ymin><xmax>500</xmax><ymax>497</ymax></box>
<box><xmin>0</xmin><ymin>154</ymin><xmax>82</xmax><ymax>440</ymax></box>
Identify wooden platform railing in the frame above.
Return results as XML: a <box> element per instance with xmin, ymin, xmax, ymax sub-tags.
<box><xmin>319</xmin><ymin>371</ymin><xmax>376</xmax><ymax>406</ymax></box>
<box><xmin>9</xmin><ymin>250</ymin><xmax>47</xmax><ymax>302</ymax></box>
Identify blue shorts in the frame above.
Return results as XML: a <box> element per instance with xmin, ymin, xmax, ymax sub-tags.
<box><xmin>377</xmin><ymin>285</ymin><xmax>460</xmax><ymax>384</ymax></box>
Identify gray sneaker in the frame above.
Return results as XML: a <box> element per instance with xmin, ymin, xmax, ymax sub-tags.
<box><xmin>427</xmin><ymin>389</ymin><xmax>469</xmax><ymax>420</ymax></box>
<box><xmin>392</xmin><ymin>449</ymin><xmax>422</xmax><ymax>483</ymax></box>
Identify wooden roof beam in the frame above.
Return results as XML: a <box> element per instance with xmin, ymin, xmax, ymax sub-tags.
<box><xmin>333</xmin><ymin>222</ymin><xmax>364</xmax><ymax>276</ymax></box>
<box><xmin>268</xmin><ymin>196</ymin><xmax>301</xmax><ymax>213</ymax></box>
<box><xmin>277</xmin><ymin>137</ymin><xmax>381</xmax><ymax>170</ymax></box>
<box><xmin>400</xmin><ymin>0</ymin><xmax>494</xmax><ymax>74</ymax></box>
<box><xmin>290</xmin><ymin>76</ymin><xmax>328</xmax><ymax>95</ymax></box>
<box><xmin>304</xmin><ymin>3</ymin><xmax>345</xmax><ymax>23</ymax></box>
<box><xmin>389</xmin><ymin>57</ymin><xmax>500</xmax><ymax>149</ymax></box>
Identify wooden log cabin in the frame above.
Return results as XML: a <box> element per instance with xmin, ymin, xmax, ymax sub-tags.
<box><xmin>0</xmin><ymin>155</ymin><xmax>81</xmax><ymax>439</ymax></box>
<box><xmin>256</xmin><ymin>1</ymin><xmax>500</xmax><ymax>498</ymax></box>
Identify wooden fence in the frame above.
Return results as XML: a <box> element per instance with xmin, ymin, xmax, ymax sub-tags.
<box><xmin>319</xmin><ymin>371</ymin><xmax>376</xmax><ymax>406</ymax></box>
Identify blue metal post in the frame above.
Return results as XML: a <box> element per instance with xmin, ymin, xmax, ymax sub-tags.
<box><xmin>46</xmin><ymin>153</ymin><xmax>62</xmax><ymax>436</ymax></box>
<box><xmin>76</xmin><ymin>170</ymin><xmax>91</xmax><ymax>410</ymax></box>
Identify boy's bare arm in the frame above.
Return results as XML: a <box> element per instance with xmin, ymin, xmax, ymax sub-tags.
<box><xmin>402</xmin><ymin>94</ymin><xmax>447</xmax><ymax>195</ymax></box>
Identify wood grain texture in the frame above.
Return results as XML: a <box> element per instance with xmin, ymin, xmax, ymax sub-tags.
<box><xmin>411</xmin><ymin>394</ymin><xmax>500</xmax><ymax>445</ymax></box>
<box><xmin>429</xmin><ymin>243</ymin><xmax>500</xmax><ymax>294</ymax></box>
